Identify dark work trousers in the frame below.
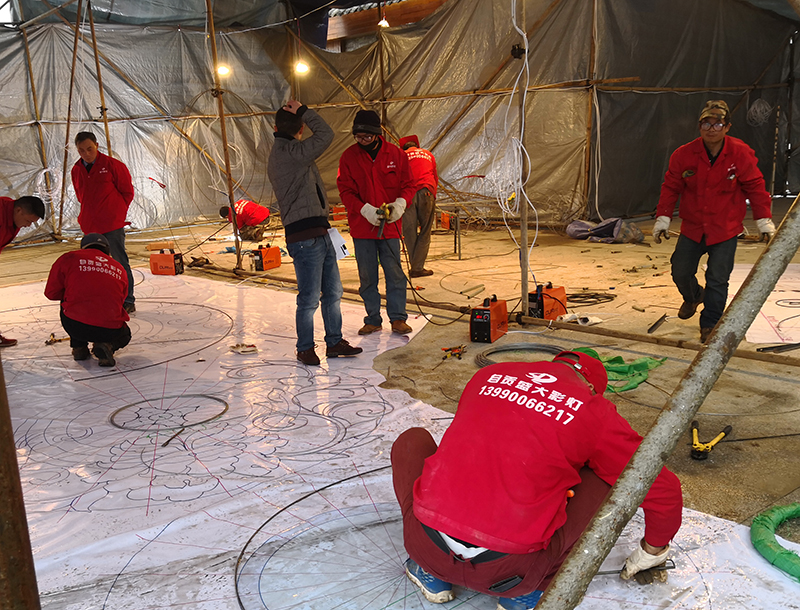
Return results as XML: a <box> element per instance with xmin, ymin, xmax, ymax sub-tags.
<box><xmin>391</xmin><ymin>427</ymin><xmax>611</xmax><ymax>598</ymax></box>
<box><xmin>103</xmin><ymin>227</ymin><xmax>135</xmax><ymax>306</ymax></box>
<box><xmin>402</xmin><ymin>188</ymin><xmax>435</xmax><ymax>274</ymax></box>
<box><xmin>670</xmin><ymin>234</ymin><xmax>737</xmax><ymax>329</ymax></box>
<box><xmin>60</xmin><ymin>309</ymin><xmax>132</xmax><ymax>352</ymax></box>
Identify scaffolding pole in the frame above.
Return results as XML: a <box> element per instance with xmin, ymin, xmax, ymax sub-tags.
<box><xmin>0</xmin><ymin>356</ymin><xmax>41</xmax><ymax>610</ymax></box>
<box><xmin>86</xmin><ymin>0</ymin><xmax>112</xmax><ymax>156</ymax></box>
<box><xmin>205</xmin><ymin>0</ymin><xmax>242</xmax><ymax>270</ymax></box>
<box><xmin>536</xmin><ymin>193</ymin><xmax>800</xmax><ymax>610</ymax></box>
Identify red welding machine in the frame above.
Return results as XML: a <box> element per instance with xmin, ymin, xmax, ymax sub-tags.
<box><xmin>470</xmin><ymin>295</ymin><xmax>508</xmax><ymax>343</ymax></box>
<box><xmin>149</xmin><ymin>249</ymin><xmax>184</xmax><ymax>275</ymax></box>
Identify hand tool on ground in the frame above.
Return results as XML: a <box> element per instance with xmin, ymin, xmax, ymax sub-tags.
<box><xmin>647</xmin><ymin>313</ymin><xmax>674</xmax><ymax>333</ymax></box>
<box><xmin>756</xmin><ymin>342</ymin><xmax>800</xmax><ymax>354</ymax></box>
<box><xmin>441</xmin><ymin>345</ymin><xmax>466</xmax><ymax>360</ymax></box>
<box><xmin>691</xmin><ymin>420</ymin><xmax>732</xmax><ymax>460</ymax></box>
<box><xmin>596</xmin><ymin>559</ymin><xmax>675</xmax><ymax>576</ymax></box>
<box><xmin>376</xmin><ymin>202</ymin><xmax>392</xmax><ymax>238</ymax></box>
<box><xmin>45</xmin><ymin>333</ymin><xmax>68</xmax><ymax>346</ymax></box>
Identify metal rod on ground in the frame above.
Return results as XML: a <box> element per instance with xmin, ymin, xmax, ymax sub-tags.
<box><xmin>536</xmin><ymin>193</ymin><xmax>800</xmax><ymax>610</ymax></box>
<box><xmin>0</xmin><ymin>356</ymin><xmax>42</xmax><ymax>610</ymax></box>
<box><xmin>205</xmin><ymin>0</ymin><xmax>242</xmax><ymax>270</ymax></box>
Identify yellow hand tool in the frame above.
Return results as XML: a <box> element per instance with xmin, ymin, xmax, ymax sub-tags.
<box><xmin>691</xmin><ymin>421</ymin><xmax>732</xmax><ymax>460</ymax></box>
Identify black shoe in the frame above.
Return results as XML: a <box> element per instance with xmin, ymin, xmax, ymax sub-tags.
<box><xmin>297</xmin><ymin>347</ymin><xmax>320</xmax><ymax>366</ymax></box>
<box><xmin>124</xmin><ymin>302</ymin><xmax>136</xmax><ymax>314</ymax></box>
<box><xmin>678</xmin><ymin>288</ymin><xmax>704</xmax><ymax>319</ymax></box>
<box><xmin>409</xmin><ymin>269</ymin><xmax>434</xmax><ymax>278</ymax></box>
<box><xmin>92</xmin><ymin>342</ymin><xmax>116</xmax><ymax>367</ymax></box>
<box><xmin>72</xmin><ymin>346</ymin><xmax>90</xmax><ymax>361</ymax></box>
<box><xmin>326</xmin><ymin>339</ymin><xmax>363</xmax><ymax>358</ymax></box>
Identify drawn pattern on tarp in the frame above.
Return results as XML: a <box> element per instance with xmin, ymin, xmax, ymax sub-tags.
<box><xmin>729</xmin><ymin>263</ymin><xmax>800</xmax><ymax>343</ymax></box>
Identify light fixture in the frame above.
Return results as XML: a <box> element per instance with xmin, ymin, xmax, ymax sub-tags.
<box><xmin>378</xmin><ymin>17</ymin><xmax>389</xmax><ymax>28</ymax></box>
<box><xmin>295</xmin><ymin>60</ymin><xmax>309</xmax><ymax>74</ymax></box>
<box><xmin>217</xmin><ymin>65</ymin><xmax>231</xmax><ymax>77</ymax></box>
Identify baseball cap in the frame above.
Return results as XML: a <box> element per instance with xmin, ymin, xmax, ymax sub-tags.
<box><xmin>80</xmin><ymin>232</ymin><xmax>110</xmax><ymax>254</ymax></box>
<box><xmin>699</xmin><ymin>100</ymin><xmax>730</xmax><ymax>123</ymax></box>
<box><xmin>552</xmin><ymin>349</ymin><xmax>608</xmax><ymax>394</ymax></box>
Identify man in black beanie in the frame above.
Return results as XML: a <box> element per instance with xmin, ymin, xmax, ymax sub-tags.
<box><xmin>337</xmin><ymin>110</ymin><xmax>416</xmax><ymax>336</ymax></box>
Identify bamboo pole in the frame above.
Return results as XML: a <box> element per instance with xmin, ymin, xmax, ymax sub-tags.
<box><xmin>18</xmin><ymin>0</ymin><xmax>78</xmax><ymax>28</ymax></box>
<box><xmin>205</xmin><ymin>0</ymin><xmax>242</xmax><ymax>270</ymax></box>
<box><xmin>56</xmin><ymin>0</ymin><xmax>84</xmax><ymax>236</ymax></box>
<box><xmin>582</xmin><ymin>0</ymin><xmax>597</xmax><ymax>219</ymax></box>
<box><xmin>86</xmin><ymin>1</ymin><xmax>112</xmax><ymax>156</ymax></box>
<box><xmin>518</xmin><ymin>0</ymin><xmax>529</xmax><ymax>318</ymax></box>
<box><xmin>16</xmin><ymin>1</ymin><xmax>57</xmax><ymax>236</ymax></box>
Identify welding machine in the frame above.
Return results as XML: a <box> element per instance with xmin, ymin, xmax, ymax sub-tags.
<box><xmin>470</xmin><ymin>295</ymin><xmax>508</xmax><ymax>343</ymax></box>
<box><xmin>253</xmin><ymin>244</ymin><xmax>281</xmax><ymax>271</ymax></box>
<box><xmin>149</xmin><ymin>249</ymin><xmax>184</xmax><ymax>275</ymax></box>
<box><xmin>529</xmin><ymin>283</ymin><xmax>567</xmax><ymax>320</ymax></box>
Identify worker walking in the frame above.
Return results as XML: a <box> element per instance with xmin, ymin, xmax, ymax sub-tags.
<box><xmin>400</xmin><ymin>135</ymin><xmax>438</xmax><ymax>278</ymax></box>
<box><xmin>0</xmin><ymin>195</ymin><xmax>45</xmax><ymax>347</ymax></box>
<box><xmin>44</xmin><ymin>233</ymin><xmax>131</xmax><ymax>367</ymax></box>
<box><xmin>653</xmin><ymin>100</ymin><xmax>775</xmax><ymax>343</ymax></box>
<box><xmin>392</xmin><ymin>351</ymin><xmax>682</xmax><ymax>609</ymax></box>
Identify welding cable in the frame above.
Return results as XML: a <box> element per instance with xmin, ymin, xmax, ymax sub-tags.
<box><xmin>567</xmin><ymin>292</ymin><xmax>617</xmax><ymax>306</ymax></box>
<box><xmin>750</xmin><ymin>503</ymin><xmax>800</xmax><ymax>581</ymax></box>
<box><xmin>475</xmin><ymin>342</ymin><xmax>565</xmax><ymax>368</ymax></box>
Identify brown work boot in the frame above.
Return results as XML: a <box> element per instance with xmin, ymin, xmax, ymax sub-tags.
<box><xmin>92</xmin><ymin>342</ymin><xmax>116</xmax><ymax>367</ymax></box>
<box><xmin>297</xmin><ymin>347</ymin><xmax>320</xmax><ymax>366</ymax></box>
<box><xmin>678</xmin><ymin>288</ymin><xmax>704</xmax><ymax>319</ymax></box>
<box><xmin>391</xmin><ymin>320</ymin><xmax>413</xmax><ymax>334</ymax></box>
<box><xmin>358</xmin><ymin>323</ymin><xmax>382</xmax><ymax>335</ymax></box>
<box><xmin>72</xmin><ymin>346</ymin><xmax>91</xmax><ymax>361</ymax></box>
<box><xmin>409</xmin><ymin>269</ymin><xmax>434</xmax><ymax>278</ymax></box>
<box><xmin>326</xmin><ymin>339</ymin><xmax>363</xmax><ymax>358</ymax></box>
<box><xmin>700</xmin><ymin>327</ymin><xmax>714</xmax><ymax>343</ymax></box>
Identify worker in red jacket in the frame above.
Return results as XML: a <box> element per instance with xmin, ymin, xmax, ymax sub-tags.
<box><xmin>44</xmin><ymin>233</ymin><xmax>131</xmax><ymax>367</ymax></box>
<box><xmin>653</xmin><ymin>100</ymin><xmax>774</xmax><ymax>343</ymax></box>
<box><xmin>399</xmin><ymin>135</ymin><xmax>438</xmax><ymax>278</ymax></box>
<box><xmin>337</xmin><ymin>110</ymin><xmax>416</xmax><ymax>336</ymax></box>
<box><xmin>0</xmin><ymin>195</ymin><xmax>45</xmax><ymax>347</ymax></box>
<box><xmin>219</xmin><ymin>199</ymin><xmax>271</xmax><ymax>241</ymax></box>
<box><xmin>392</xmin><ymin>351</ymin><xmax>683</xmax><ymax>609</ymax></box>
<box><xmin>71</xmin><ymin>132</ymin><xmax>136</xmax><ymax>313</ymax></box>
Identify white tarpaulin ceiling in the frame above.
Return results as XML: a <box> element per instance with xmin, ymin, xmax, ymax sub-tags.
<box><xmin>2</xmin><ymin>0</ymin><xmax>800</xmax><ymax>237</ymax></box>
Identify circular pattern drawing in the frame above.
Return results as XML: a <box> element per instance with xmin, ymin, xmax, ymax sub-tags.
<box><xmin>110</xmin><ymin>394</ymin><xmax>229</xmax><ymax>432</ymax></box>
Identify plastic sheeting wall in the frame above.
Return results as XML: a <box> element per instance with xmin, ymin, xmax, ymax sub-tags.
<box><xmin>1</xmin><ymin>0</ymin><xmax>799</xmax><ymax>234</ymax></box>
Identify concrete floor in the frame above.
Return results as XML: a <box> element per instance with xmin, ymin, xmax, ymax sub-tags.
<box><xmin>3</xmin><ymin>206</ymin><xmax>800</xmax><ymax>545</ymax></box>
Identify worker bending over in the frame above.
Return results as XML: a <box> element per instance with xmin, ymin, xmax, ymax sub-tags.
<box><xmin>45</xmin><ymin>233</ymin><xmax>131</xmax><ymax>367</ymax></box>
<box><xmin>392</xmin><ymin>351</ymin><xmax>682</xmax><ymax>610</ymax></box>
<box><xmin>220</xmin><ymin>199</ymin><xmax>271</xmax><ymax>241</ymax></box>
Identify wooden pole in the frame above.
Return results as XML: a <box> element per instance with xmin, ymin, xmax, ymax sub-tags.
<box><xmin>518</xmin><ymin>0</ymin><xmax>529</xmax><ymax>318</ymax></box>
<box><xmin>86</xmin><ymin>0</ymin><xmax>112</xmax><ymax>156</ymax></box>
<box><xmin>205</xmin><ymin>0</ymin><xmax>242</xmax><ymax>270</ymax></box>
<box><xmin>582</xmin><ymin>0</ymin><xmax>597</xmax><ymax>219</ymax></box>
<box><xmin>57</xmin><ymin>0</ymin><xmax>84</xmax><ymax>236</ymax></box>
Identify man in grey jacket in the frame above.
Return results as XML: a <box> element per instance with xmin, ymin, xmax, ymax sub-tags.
<box><xmin>267</xmin><ymin>99</ymin><xmax>362</xmax><ymax>366</ymax></box>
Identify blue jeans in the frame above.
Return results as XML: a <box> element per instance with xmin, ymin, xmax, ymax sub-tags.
<box><xmin>287</xmin><ymin>234</ymin><xmax>344</xmax><ymax>352</ymax></box>
<box><xmin>104</xmin><ymin>227</ymin><xmax>134</xmax><ymax>305</ymax></box>
<box><xmin>671</xmin><ymin>234</ymin><xmax>737</xmax><ymax>329</ymax></box>
<box><xmin>353</xmin><ymin>238</ymin><xmax>407</xmax><ymax>325</ymax></box>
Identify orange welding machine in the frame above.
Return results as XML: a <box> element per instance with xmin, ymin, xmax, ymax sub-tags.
<box><xmin>149</xmin><ymin>249</ymin><xmax>184</xmax><ymax>275</ymax></box>
<box><xmin>253</xmin><ymin>244</ymin><xmax>281</xmax><ymax>271</ymax></box>
<box><xmin>529</xmin><ymin>283</ymin><xmax>567</xmax><ymax>320</ymax></box>
<box><xmin>470</xmin><ymin>295</ymin><xmax>508</xmax><ymax>343</ymax></box>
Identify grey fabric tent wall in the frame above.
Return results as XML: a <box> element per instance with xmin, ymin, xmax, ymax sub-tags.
<box><xmin>2</xmin><ymin>0</ymin><xmax>799</xmax><ymax>238</ymax></box>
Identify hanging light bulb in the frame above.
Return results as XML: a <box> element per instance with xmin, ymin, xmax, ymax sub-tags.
<box><xmin>295</xmin><ymin>60</ymin><xmax>309</xmax><ymax>74</ymax></box>
<box><xmin>217</xmin><ymin>65</ymin><xmax>231</xmax><ymax>77</ymax></box>
<box><xmin>378</xmin><ymin>16</ymin><xmax>390</xmax><ymax>28</ymax></box>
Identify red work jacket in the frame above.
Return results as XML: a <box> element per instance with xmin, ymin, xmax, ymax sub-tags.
<box><xmin>0</xmin><ymin>197</ymin><xmax>20</xmax><ymax>253</ymax></box>
<box><xmin>413</xmin><ymin>361</ymin><xmax>683</xmax><ymax>554</ymax></box>
<box><xmin>656</xmin><ymin>136</ymin><xmax>771</xmax><ymax>245</ymax></box>
<box><xmin>72</xmin><ymin>152</ymin><xmax>134</xmax><ymax>234</ymax></box>
<box><xmin>227</xmin><ymin>199</ymin><xmax>270</xmax><ymax>228</ymax></box>
<box><xmin>45</xmin><ymin>249</ymin><xmax>129</xmax><ymax>329</ymax></box>
<box><xmin>337</xmin><ymin>138</ymin><xmax>415</xmax><ymax>239</ymax></box>
<box><xmin>405</xmin><ymin>147</ymin><xmax>438</xmax><ymax>196</ymax></box>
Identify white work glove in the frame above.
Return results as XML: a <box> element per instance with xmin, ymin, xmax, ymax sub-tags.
<box><xmin>360</xmin><ymin>203</ymin><xmax>382</xmax><ymax>227</ymax></box>
<box><xmin>652</xmin><ymin>216</ymin><xmax>671</xmax><ymax>244</ymax></box>
<box><xmin>387</xmin><ymin>197</ymin><xmax>407</xmax><ymax>223</ymax></box>
<box><xmin>756</xmin><ymin>217</ymin><xmax>776</xmax><ymax>243</ymax></box>
<box><xmin>620</xmin><ymin>542</ymin><xmax>670</xmax><ymax>585</ymax></box>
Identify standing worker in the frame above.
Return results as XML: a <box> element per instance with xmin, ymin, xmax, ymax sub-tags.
<box><xmin>392</xmin><ymin>350</ymin><xmax>683</xmax><ymax>609</ymax></box>
<box><xmin>44</xmin><ymin>233</ymin><xmax>131</xmax><ymax>367</ymax></box>
<box><xmin>0</xmin><ymin>195</ymin><xmax>45</xmax><ymax>347</ymax></box>
<box><xmin>71</xmin><ymin>132</ymin><xmax>136</xmax><ymax>313</ymax></box>
<box><xmin>268</xmin><ymin>100</ymin><xmax>362</xmax><ymax>366</ymax></box>
<box><xmin>399</xmin><ymin>135</ymin><xmax>438</xmax><ymax>278</ymax></box>
<box><xmin>653</xmin><ymin>100</ymin><xmax>775</xmax><ymax>343</ymax></box>
<box><xmin>219</xmin><ymin>199</ymin><xmax>271</xmax><ymax>241</ymax></box>
<box><xmin>337</xmin><ymin>110</ymin><xmax>416</xmax><ymax>336</ymax></box>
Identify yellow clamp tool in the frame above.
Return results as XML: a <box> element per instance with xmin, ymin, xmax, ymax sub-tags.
<box><xmin>377</xmin><ymin>202</ymin><xmax>392</xmax><ymax>238</ymax></box>
<box><xmin>691</xmin><ymin>420</ymin><xmax>732</xmax><ymax>460</ymax></box>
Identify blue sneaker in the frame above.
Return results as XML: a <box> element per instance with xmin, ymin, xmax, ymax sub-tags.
<box><xmin>497</xmin><ymin>590</ymin><xmax>544</xmax><ymax>610</ymax></box>
<box><xmin>404</xmin><ymin>558</ymin><xmax>455</xmax><ymax>603</ymax></box>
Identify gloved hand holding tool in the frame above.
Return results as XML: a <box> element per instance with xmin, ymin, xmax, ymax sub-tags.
<box><xmin>756</xmin><ymin>217</ymin><xmax>776</xmax><ymax>243</ymax></box>
<box><xmin>387</xmin><ymin>197</ymin><xmax>407</xmax><ymax>223</ymax></box>
<box><xmin>652</xmin><ymin>216</ymin><xmax>671</xmax><ymax>244</ymax></box>
<box><xmin>376</xmin><ymin>202</ymin><xmax>392</xmax><ymax>238</ymax></box>
<box><xmin>360</xmin><ymin>203</ymin><xmax>382</xmax><ymax>227</ymax></box>
<box><xmin>620</xmin><ymin>540</ymin><xmax>670</xmax><ymax>584</ymax></box>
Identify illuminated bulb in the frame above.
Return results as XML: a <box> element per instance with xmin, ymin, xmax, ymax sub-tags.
<box><xmin>378</xmin><ymin>17</ymin><xmax>389</xmax><ymax>27</ymax></box>
<box><xmin>295</xmin><ymin>60</ymin><xmax>309</xmax><ymax>74</ymax></box>
<box><xmin>217</xmin><ymin>65</ymin><xmax>231</xmax><ymax>76</ymax></box>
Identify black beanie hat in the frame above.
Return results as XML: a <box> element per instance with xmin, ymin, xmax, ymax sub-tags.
<box><xmin>352</xmin><ymin>110</ymin><xmax>382</xmax><ymax>135</ymax></box>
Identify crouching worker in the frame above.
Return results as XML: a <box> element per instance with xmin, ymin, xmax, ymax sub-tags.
<box><xmin>391</xmin><ymin>351</ymin><xmax>683</xmax><ymax>609</ymax></box>
<box><xmin>45</xmin><ymin>233</ymin><xmax>131</xmax><ymax>367</ymax></box>
<box><xmin>220</xmin><ymin>199</ymin><xmax>271</xmax><ymax>241</ymax></box>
